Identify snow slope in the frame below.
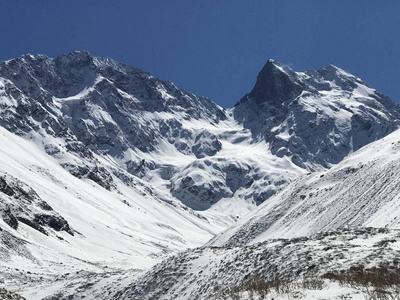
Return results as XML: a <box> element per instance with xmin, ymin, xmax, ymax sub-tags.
<box><xmin>0</xmin><ymin>125</ymin><xmax>226</xmax><ymax>298</ymax></box>
<box><xmin>92</xmin><ymin>227</ymin><xmax>400</xmax><ymax>300</ymax></box>
<box><xmin>210</xmin><ymin>127</ymin><xmax>400</xmax><ymax>247</ymax></box>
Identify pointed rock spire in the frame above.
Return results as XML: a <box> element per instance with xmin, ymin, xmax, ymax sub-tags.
<box><xmin>248</xmin><ymin>59</ymin><xmax>304</xmax><ymax>105</ymax></box>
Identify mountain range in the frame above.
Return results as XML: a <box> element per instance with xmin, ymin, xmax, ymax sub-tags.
<box><xmin>0</xmin><ymin>51</ymin><xmax>399</xmax><ymax>299</ymax></box>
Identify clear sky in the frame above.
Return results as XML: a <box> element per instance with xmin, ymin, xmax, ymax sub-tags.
<box><xmin>1</xmin><ymin>1</ymin><xmax>399</xmax><ymax>107</ymax></box>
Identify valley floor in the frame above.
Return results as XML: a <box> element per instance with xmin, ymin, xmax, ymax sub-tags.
<box><xmin>4</xmin><ymin>227</ymin><xmax>400</xmax><ymax>300</ymax></box>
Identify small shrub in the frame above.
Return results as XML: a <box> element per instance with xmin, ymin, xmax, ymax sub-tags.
<box><xmin>233</xmin><ymin>274</ymin><xmax>326</xmax><ymax>299</ymax></box>
<box><xmin>301</xmin><ymin>274</ymin><xmax>326</xmax><ymax>290</ymax></box>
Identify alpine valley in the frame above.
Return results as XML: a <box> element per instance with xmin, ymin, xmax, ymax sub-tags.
<box><xmin>1</xmin><ymin>51</ymin><xmax>400</xmax><ymax>299</ymax></box>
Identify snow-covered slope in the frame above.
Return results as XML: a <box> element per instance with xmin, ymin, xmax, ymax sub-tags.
<box><xmin>0</xmin><ymin>125</ymin><xmax>225</xmax><ymax>298</ymax></box>
<box><xmin>70</xmin><ymin>227</ymin><xmax>400</xmax><ymax>300</ymax></box>
<box><xmin>210</xmin><ymin>127</ymin><xmax>400</xmax><ymax>247</ymax></box>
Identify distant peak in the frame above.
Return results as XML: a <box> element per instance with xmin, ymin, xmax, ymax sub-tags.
<box><xmin>318</xmin><ymin>64</ymin><xmax>358</xmax><ymax>80</ymax></box>
<box><xmin>56</xmin><ymin>50</ymin><xmax>94</xmax><ymax>61</ymax></box>
<box><xmin>319</xmin><ymin>64</ymin><xmax>342</xmax><ymax>74</ymax></box>
<box><xmin>4</xmin><ymin>51</ymin><xmax>94</xmax><ymax>65</ymax></box>
<box><xmin>247</xmin><ymin>59</ymin><xmax>303</xmax><ymax>105</ymax></box>
<box><xmin>317</xmin><ymin>64</ymin><xmax>363</xmax><ymax>89</ymax></box>
<box><xmin>55</xmin><ymin>50</ymin><xmax>96</xmax><ymax>68</ymax></box>
<box><xmin>327</xmin><ymin>63</ymin><xmax>340</xmax><ymax>69</ymax></box>
<box><xmin>266</xmin><ymin>58</ymin><xmax>278</xmax><ymax>65</ymax></box>
<box><xmin>64</xmin><ymin>50</ymin><xmax>93</xmax><ymax>57</ymax></box>
<box><xmin>259</xmin><ymin>59</ymin><xmax>300</xmax><ymax>80</ymax></box>
<box><xmin>6</xmin><ymin>53</ymin><xmax>49</xmax><ymax>64</ymax></box>
<box><xmin>20</xmin><ymin>53</ymin><xmax>48</xmax><ymax>60</ymax></box>
<box><xmin>262</xmin><ymin>59</ymin><xmax>284</xmax><ymax>71</ymax></box>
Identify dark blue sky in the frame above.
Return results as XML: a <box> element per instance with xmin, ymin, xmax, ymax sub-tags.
<box><xmin>1</xmin><ymin>1</ymin><xmax>399</xmax><ymax>107</ymax></box>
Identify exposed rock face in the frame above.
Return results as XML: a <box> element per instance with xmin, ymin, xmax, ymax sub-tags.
<box><xmin>248</xmin><ymin>59</ymin><xmax>305</xmax><ymax>105</ymax></box>
<box><xmin>170</xmin><ymin>158</ymin><xmax>288</xmax><ymax>209</ymax></box>
<box><xmin>0</xmin><ymin>52</ymin><xmax>227</xmax><ymax>196</ymax></box>
<box><xmin>191</xmin><ymin>131</ymin><xmax>221</xmax><ymax>159</ymax></box>
<box><xmin>0</xmin><ymin>51</ymin><xmax>226</xmax><ymax>155</ymax></box>
<box><xmin>0</xmin><ymin>288</ymin><xmax>26</xmax><ymax>300</ymax></box>
<box><xmin>0</xmin><ymin>174</ymin><xmax>73</xmax><ymax>235</ymax></box>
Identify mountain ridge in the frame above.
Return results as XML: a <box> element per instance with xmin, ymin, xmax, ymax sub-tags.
<box><xmin>235</xmin><ymin>58</ymin><xmax>400</xmax><ymax>170</ymax></box>
<box><xmin>1</xmin><ymin>50</ymin><xmax>399</xmax><ymax>219</ymax></box>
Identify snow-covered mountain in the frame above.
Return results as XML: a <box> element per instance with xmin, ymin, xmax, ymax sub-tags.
<box><xmin>235</xmin><ymin>59</ymin><xmax>400</xmax><ymax>170</ymax></box>
<box><xmin>1</xmin><ymin>51</ymin><xmax>400</xmax><ymax>299</ymax></box>
<box><xmin>1</xmin><ymin>52</ymin><xmax>398</xmax><ymax>214</ymax></box>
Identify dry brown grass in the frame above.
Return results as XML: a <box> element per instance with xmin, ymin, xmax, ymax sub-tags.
<box><xmin>324</xmin><ymin>266</ymin><xmax>400</xmax><ymax>300</ymax></box>
<box><xmin>232</xmin><ymin>273</ymin><xmax>325</xmax><ymax>299</ymax></box>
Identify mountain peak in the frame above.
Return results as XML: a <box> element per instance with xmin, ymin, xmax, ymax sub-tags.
<box><xmin>265</xmin><ymin>58</ymin><xmax>279</xmax><ymax>66</ymax></box>
<box><xmin>318</xmin><ymin>64</ymin><xmax>348</xmax><ymax>77</ymax></box>
<box><xmin>10</xmin><ymin>50</ymin><xmax>94</xmax><ymax>67</ymax></box>
<box><xmin>58</xmin><ymin>49</ymin><xmax>94</xmax><ymax>59</ymax></box>
<box><xmin>54</xmin><ymin>50</ymin><xmax>96</xmax><ymax>69</ymax></box>
<box><xmin>317</xmin><ymin>64</ymin><xmax>364</xmax><ymax>91</ymax></box>
<box><xmin>18</xmin><ymin>53</ymin><xmax>49</xmax><ymax>61</ymax></box>
<box><xmin>261</xmin><ymin>58</ymin><xmax>284</xmax><ymax>73</ymax></box>
<box><xmin>247</xmin><ymin>59</ymin><xmax>304</xmax><ymax>105</ymax></box>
